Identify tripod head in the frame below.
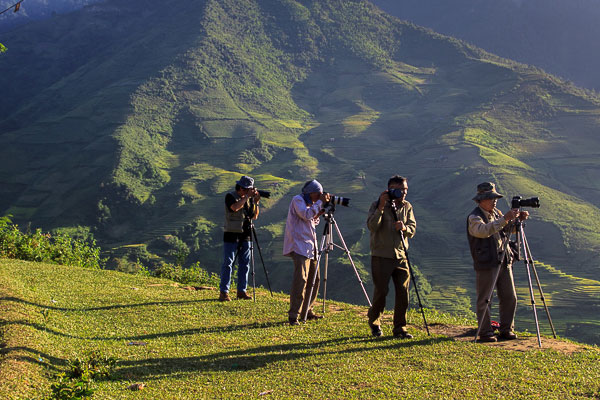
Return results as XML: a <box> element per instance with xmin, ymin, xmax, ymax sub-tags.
<box><xmin>322</xmin><ymin>201</ymin><xmax>336</xmax><ymax>221</ymax></box>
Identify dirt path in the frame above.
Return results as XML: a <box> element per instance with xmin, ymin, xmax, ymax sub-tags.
<box><xmin>427</xmin><ymin>323</ymin><xmax>595</xmax><ymax>354</ymax></box>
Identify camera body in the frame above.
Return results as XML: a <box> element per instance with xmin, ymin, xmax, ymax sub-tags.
<box><xmin>511</xmin><ymin>196</ymin><xmax>540</xmax><ymax>209</ymax></box>
<box><xmin>388</xmin><ymin>188</ymin><xmax>406</xmax><ymax>200</ymax></box>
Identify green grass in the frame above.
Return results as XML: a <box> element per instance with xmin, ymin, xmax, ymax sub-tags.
<box><xmin>1</xmin><ymin>259</ymin><xmax>599</xmax><ymax>399</ymax></box>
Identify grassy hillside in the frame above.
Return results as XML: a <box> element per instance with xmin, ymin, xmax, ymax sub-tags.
<box><xmin>1</xmin><ymin>259</ymin><xmax>599</xmax><ymax>399</ymax></box>
<box><xmin>1</xmin><ymin>0</ymin><xmax>600</xmax><ymax>344</ymax></box>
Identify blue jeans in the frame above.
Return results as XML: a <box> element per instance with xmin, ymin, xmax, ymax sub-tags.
<box><xmin>219</xmin><ymin>240</ymin><xmax>251</xmax><ymax>293</ymax></box>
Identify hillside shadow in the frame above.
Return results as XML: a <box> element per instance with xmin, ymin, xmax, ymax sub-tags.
<box><xmin>1</xmin><ymin>319</ymin><xmax>285</xmax><ymax>342</ymax></box>
<box><xmin>0</xmin><ymin>296</ymin><xmax>217</xmax><ymax>312</ymax></box>
<box><xmin>113</xmin><ymin>335</ymin><xmax>452</xmax><ymax>380</ymax></box>
<box><xmin>0</xmin><ymin>346</ymin><xmax>66</xmax><ymax>372</ymax></box>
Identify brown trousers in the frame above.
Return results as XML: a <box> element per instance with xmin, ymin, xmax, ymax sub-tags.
<box><xmin>288</xmin><ymin>252</ymin><xmax>320</xmax><ymax>320</ymax></box>
<box><xmin>476</xmin><ymin>264</ymin><xmax>517</xmax><ymax>337</ymax></box>
<box><xmin>367</xmin><ymin>256</ymin><xmax>410</xmax><ymax>335</ymax></box>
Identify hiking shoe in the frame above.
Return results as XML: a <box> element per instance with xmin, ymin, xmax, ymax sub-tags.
<box><xmin>477</xmin><ymin>335</ymin><xmax>498</xmax><ymax>343</ymax></box>
<box><xmin>236</xmin><ymin>291</ymin><xmax>252</xmax><ymax>300</ymax></box>
<box><xmin>218</xmin><ymin>292</ymin><xmax>231</xmax><ymax>302</ymax></box>
<box><xmin>498</xmin><ymin>331</ymin><xmax>518</xmax><ymax>340</ymax></box>
<box><xmin>289</xmin><ymin>317</ymin><xmax>299</xmax><ymax>326</ymax></box>
<box><xmin>369</xmin><ymin>323</ymin><xmax>382</xmax><ymax>337</ymax></box>
<box><xmin>394</xmin><ymin>331</ymin><xmax>414</xmax><ymax>339</ymax></box>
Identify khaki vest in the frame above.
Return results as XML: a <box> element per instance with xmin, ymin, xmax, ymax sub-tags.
<box><xmin>466</xmin><ymin>207</ymin><xmax>508</xmax><ymax>270</ymax></box>
<box><xmin>224</xmin><ymin>191</ymin><xmax>246</xmax><ymax>233</ymax></box>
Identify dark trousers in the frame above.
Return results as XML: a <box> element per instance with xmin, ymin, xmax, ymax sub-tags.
<box><xmin>288</xmin><ymin>252</ymin><xmax>320</xmax><ymax>320</ymax></box>
<box><xmin>475</xmin><ymin>264</ymin><xmax>517</xmax><ymax>337</ymax></box>
<box><xmin>367</xmin><ymin>256</ymin><xmax>410</xmax><ymax>335</ymax></box>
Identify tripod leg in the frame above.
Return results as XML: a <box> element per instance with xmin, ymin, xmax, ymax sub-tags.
<box><xmin>249</xmin><ymin>239</ymin><xmax>256</xmax><ymax>302</ymax></box>
<box><xmin>322</xmin><ymin>242</ymin><xmax>330</xmax><ymax>315</ymax></box>
<box><xmin>302</xmin><ymin>230</ymin><xmax>328</xmax><ymax>322</ymax></box>
<box><xmin>332</xmin><ymin>220</ymin><xmax>372</xmax><ymax>307</ymax></box>
<box><xmin>520</xmin><ymin>226</ymin><xmax>542</xmax><ymax>347</ymax></box>
<box><xmin>521</xmin><ymin>231</ymin><xmax>557</xmax><ymax>339</ymax></box>
<box><xmin>251</xmin><ymin>226</ymin><xmax>273</xmax><ymax>297</ymax></box>
<box><xmin>397</xmin><ymin>232</ymin><xmax>429</xmax><ymax>336</ymax></box>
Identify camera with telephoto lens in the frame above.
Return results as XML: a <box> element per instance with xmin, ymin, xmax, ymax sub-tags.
<box><xmin>325</xmin><ymin>194</ymin><xmax>351</xmax><ymax>207</ymax></box>
<box><xmin>256</xmin><ymin>190</ymin><xmax>271</xmax><ymax>199</ymax></box>
<box><xmin>388</xmin><ymin>188</ymin><xmax>406</xmax><ymax>200</ymax></box>
<box><xmin>511</xmin><ymin>196</ymin><xmax>540</xmax><ymax>209</ymax></box>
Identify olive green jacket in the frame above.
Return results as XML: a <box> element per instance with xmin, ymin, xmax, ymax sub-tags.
<box><xmin>367</xmin><ymin>199</ymin><xmax>416</xmax><ymax>260</ymax></box>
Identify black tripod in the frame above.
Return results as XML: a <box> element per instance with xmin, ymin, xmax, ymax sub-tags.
<box><xmin>474</xmin><ymin>218</ymin><xmax>556</xmax><ymax>347</ymax></box>
<box><xmin>303</xmin><ymin>203</ymin><xmax>372</xmax><ymax>322</ymax></box>
<box><xmin>247</xmin><ymin>217</ymin><xmax>273</xmax><ymax>301</ymax></box>
<box><xmin>389</xmin><ymin>201</ymin><xmax>430</xmax><ymax>336</ymax></box>
<box><xmin>231</xmin><ymin>210</ymin><xmax>273</xmax><ymax>302</ymax></box>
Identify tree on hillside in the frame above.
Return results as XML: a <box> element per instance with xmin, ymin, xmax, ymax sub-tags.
<box><xmin>0</xmin><ymin>42</ymin><xmax>6</xmax><ymax>52</ymax></box>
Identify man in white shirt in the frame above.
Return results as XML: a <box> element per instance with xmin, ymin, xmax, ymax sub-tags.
<box><xmin>283</xmin><ymin>180</ymin><xmax>330</xmax><ymax>325</ymax></box>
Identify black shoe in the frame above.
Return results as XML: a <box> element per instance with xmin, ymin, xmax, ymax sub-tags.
<box><xmin>477</xmin><ymin>335</ymin><xmax>498</xmax><ymax>343</ymax></box>
<box><xmin>394</xmin><ymin>331</ymin><xmax>413</xmax><ymax>339</ymax></box>
<box><xmin>498</xmin><ymin>331</ymin><xmax>517</xmax><ymax>340</ymax></box>
<box><xmin>289</xmin><ymin>317</ymin><xmax>299</xmax><ymax>326</ymax></box>
<box><xmin>236</xmin><ymin>291</ymin><xmax>252</xmax><ymax>300</ymax></box>
<box><xmin>306</xmin><ymin>312</ymin><xmax>323</xmax><ymax>320</ymax></box>
<box><xmin>369</xmin><ymin>323</ymin><xmax>382</xmax><ymax>337</ymax></box>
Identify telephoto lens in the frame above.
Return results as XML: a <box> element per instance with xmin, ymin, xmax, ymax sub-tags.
<box><xmin>511</xmin><ymin>196</ymin><xmax>540</xmax><ymax>208</ymax></box>
<box><xmin>330</xmin><ymin>195</ymin><xmax>350</xmax><ymax>207</ymax></box>
<box><xmin>257</xmin><ymin>190</ymin><xmax>271</xmax><ymax>199</ymax></box>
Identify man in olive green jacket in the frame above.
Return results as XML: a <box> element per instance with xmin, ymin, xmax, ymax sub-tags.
<box><xmin>366</xmin><ymin>175</ymin><xmax>416</xmax><ymax>338</ymax></box>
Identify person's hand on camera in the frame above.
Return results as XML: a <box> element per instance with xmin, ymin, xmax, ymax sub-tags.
<box><xmin>504</xmin><ymin>209</ymin><xmax>520</xmax><ymax>222</ymax></box>
<box><xmin>320</xmin><ymin>192</ymin><xmax>331</xmax><ymax>204</ymax></box>
<box><xmin>250</xmin><ymin>188</ymin><xmax>260</xmax><ymax>203</ymax></box>
<box><xmin>378</xmin><ymin>191</ymin><xmax>388</xmax><ymax>211</ymax></box>
<box><xmin>519</xmin><ymin>210</ymin><xmax>529</xmax><ymax>221</ymax></box>
<box><xmin>395</xmin><ymin>221</ymin><xmax>406</xmax><ymax>232</ymax></box>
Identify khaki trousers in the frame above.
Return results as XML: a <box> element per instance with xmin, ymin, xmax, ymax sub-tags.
<box><xmin>367</xmin><ymin>256</ymin><xmax>410</xmax><ymax>335</ymax></box>
<box><xmin>288</xmin><ymin>252</ymin><xmax>320</xmax><ymax>320</ymax></box>
<box><xmin>476</xmin><ymin>264</ymin><xmax>517</xmax><ymax>337</ymax></box>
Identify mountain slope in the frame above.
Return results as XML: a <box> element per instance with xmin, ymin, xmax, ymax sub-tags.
<box><xmin>1</xmin><ymin>0</ymin><xmax>600</xmax><ymax>344</ymax></box>
<box><xmin>371</xmin><ymin>0</ymin><xmax>600</xmax><ymax>91</ymax></box>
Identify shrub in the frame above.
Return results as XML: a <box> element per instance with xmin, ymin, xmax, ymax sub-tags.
<box><xmin>153</xmin><ymin>262</ymin><xmax>219</xmax><ymax>287</ymax></box>
<box><xmin>0</xmin><ymin>216</ymin><xmax>102</xmax><ymax>269</ymax></box>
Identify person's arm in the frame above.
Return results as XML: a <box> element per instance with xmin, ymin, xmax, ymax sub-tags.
<box><xmin>229</xmin><ymin>193</ymin><xmax>248</xmax><ymax>212</ymax></box>
<box><xmin>403</xmin><ymin>204</ymin><xmax>416</xmax><ymax>238</ymax></box>
<box><xmin>292</xmin><ymin>196</ymin><xmax>322</xmax><ymax>221</ymax></box>
<box><xmin>468</xmin><ymin>214</ymin><xmax>508</xmax><ymax>238</ymax></box>
<box><xmin>367</xmin><ymin>192</ymin><xmax>388</xmax><ymax>232</ymax></box>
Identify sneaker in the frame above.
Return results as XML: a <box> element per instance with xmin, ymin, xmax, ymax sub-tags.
<box><xmin>236</xmin><ymin>291</ymin><xmax>252</xmax><ymax>300</ymax></box>
<box><xmin>477</xmin><ymin>335</ymin><xmax>498</xmax><ymax>343</ymax></box>
<box><xmin>218</xmin><ymin>292</ymin><xmax>231</xmax><ymax>302</ymax></box>
<box><xmin>289</xmin><ymin>317</ymin><xmax>299</xmax><ymax>326</ymax></box>
<box><xmin>498</xmin><ymin>331</ymin><xmax>518</xmax><ymax>340</ymax></box>
<box><xmin>369</xmin><ymin>323</ymin><xmax>382</xmax><ymax>337</ymax></box>
<box><xmin>394</xmin><ymin>331</ymin><xmax>414</xmax><ymax>339</ymax></box>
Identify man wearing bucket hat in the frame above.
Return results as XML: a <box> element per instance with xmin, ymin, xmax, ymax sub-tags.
<box><xmin>219</xmin><ymin>175</ymin><xmax>261</xmax><ymax>302</ymax></box>
<box><xmin>467</xmin><ymin>182</ymin><xmax>528</xmax><ymax>342</ymax></box>
<box><xmin>283</xmin><ymin>179</ymin><xmax>330</xmax><ymax>325</ymax></box>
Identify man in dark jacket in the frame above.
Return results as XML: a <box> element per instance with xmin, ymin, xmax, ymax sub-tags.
<box><xmin>366</xmin><ymin>175</ymin><xmax>416</xmax><ymax>338</ymax></box>
<box><xmin>467</xmin><ymin>182</ymin><xmax>528</xmax><ymax>342</ymax></box>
